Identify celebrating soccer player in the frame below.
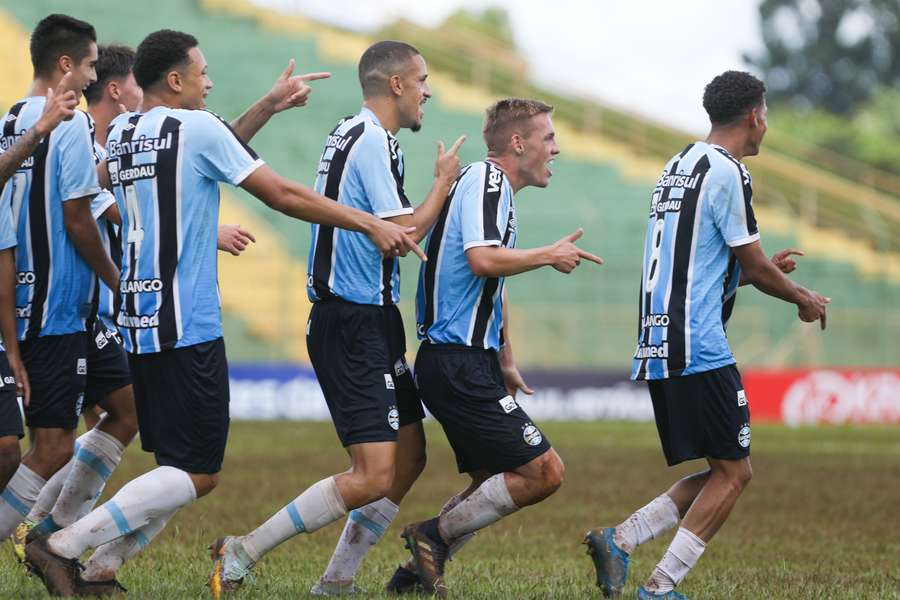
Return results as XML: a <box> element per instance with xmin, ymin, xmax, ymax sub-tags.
<box><xmin>583</xmin><ymin>71</ymin><xmax>829</xmax><ymax>600</ymax></box>
<box><xmin>207</xmin><ymin>40</ymin><xmax>465</xmax><ymax>597</ymax></box>
<box><xmin>23</xmin><ymin>28</ymin><xmax>422</xmax><ymax>596</ymax></box>
<box><xmin>0</xmin><ymin>14</ymin><xmax>120</xmax><ymax>547</ymax></box>
<box><xmin>398</xmin><ymin>98</ymin><xmax>603</xmax><ymax>598</ymax></box>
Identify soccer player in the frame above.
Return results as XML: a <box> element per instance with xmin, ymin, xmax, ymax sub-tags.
<box><xmin>208</xmin><ymin>40</ymin><xmax>465</xmax><ymax>597</ymax></box>
<box><xmin>24</xmin><ymin>28</ymin><xmax>422</xmax><ymax>596</ymax></box>
<box><xmin>583</xmin><ymin>71</ymin><xmax>829</xmax><ymax>600</ymax></box>
<box><xmin>0</xmin><ymin>14</ymin><xmax>120</xmax><ymax>543</ymax></box>
<box><xmin>0</xmin><ymin>71</ymin><xmax>77</xmax><ymax>508</ymax></box>
<box><xmin>400</xmin><ymin>98</ymin><xmax>603</xmax><ymax>598</ymax></box>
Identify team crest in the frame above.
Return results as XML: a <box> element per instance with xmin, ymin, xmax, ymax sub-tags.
<box><xmin>522</xmin><ymin>423</ymin><xmax>542</xmax><ymax>446</ymax></box>
<box><xmin>738</xmin><ymin>423</ymin><xmax>751</xmax><ymax>448</ymax></box>
<box><xmin>387</xmin><ymin>407</ymin><xmax>399</xmax><ymax>431</ymax></box>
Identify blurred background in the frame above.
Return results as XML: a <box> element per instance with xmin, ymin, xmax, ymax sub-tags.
<box><xmin>0</xmin><ymin>0</ymin><xmax>897</xmax><ymax>425</ymax></box>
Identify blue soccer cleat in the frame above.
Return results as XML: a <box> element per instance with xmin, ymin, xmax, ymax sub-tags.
<box><xmin>584</xmin><ymin>526</ymin><xmax>630</xmax><ymax>598</ymax></box>
<box><xmin>636</xmin><ymin>586</ymin><xmax>688</xmax><ymax>599</ymax></box>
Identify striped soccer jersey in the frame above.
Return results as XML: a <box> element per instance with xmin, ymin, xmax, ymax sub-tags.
<box><xmin>88</xmin><ymin>113</ymin><xmax>120</xmax><ymax>330</ymax></box>
<box><xmin>416</xmin><ymin>161</ymin><xmax>517</xmax><ymax>351</ymax></box>
<box><xmin>632</xmin><ymin>142</ymin><xmax>759</xmax><ymax>380</ymax></box>
<box><xmin>306</xmin><ymin>107</ymin><xmax>413</xmax><ymax>306</ymax></box>
<box><xmin>0</xmin><ymin>97</ymin><xmax>101</xmax><ymax>341</ymax></box>
<box><xmin>106</xmin><ymin>107</ymin><xmax>263</xmax><ymax>354</ymax></box>
<box><xmin>0</xmin><ymin>159</ymin><xmax>16</xmax><ymax>352</ymax></box>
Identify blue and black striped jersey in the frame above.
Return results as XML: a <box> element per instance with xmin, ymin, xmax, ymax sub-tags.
<box><xmin>632</xmin><ymin>142</ymin><xmax>759</xmax><ymax>380</ymax></box>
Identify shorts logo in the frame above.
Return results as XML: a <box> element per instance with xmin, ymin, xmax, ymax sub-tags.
<box><xmin>3</xmin><ymin>376</ymin><xmax>14</xmax><ymax>386</ymax></box>
<box><xmin>394</xmin><ymin>358</ymin><xmax>408</xmax><ymax>377</ymax></box>
<box><xmin>75</xmin><ymin>393</ymin><xmax>84</xmax><ymax>418</ymax></box>
<box><xmin>738</xmin><ymin>423</ymin><xmax>751</xmax><ymax>448</ymax></box>
<box><xmin>499</xmin><ymin>395</ymin><xmax>518</xmax><ymax>414</ymax></box>
<box><xmin>522</xmin><ymin>423</ymin><xmax>543</xmax><ymax>447</ymax></box>
<box><xmin>76</xmin><ymin>358</ymin><xmax>87</xmax><ymax>375</ymax></box>
<box><xmin>95</xmin><ymin>331</ymin><xmax>109</xmax><ymax>349</ymax></box>
<box><xmin>384</xmin><ymin>374</ymin><xmax>395</xmax><ymax>390</ymax></box>
<box><xmin>737</xmin><ymin>389</ymin><xmax>747</xmax><ymax>407</ymax></box>
<box><xmin>388</xmin><ymin>407</ymin><xmax>399</xmax><ymax>431</ymax></box>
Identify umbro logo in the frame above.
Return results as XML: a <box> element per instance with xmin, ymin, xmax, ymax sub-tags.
<box><xmin>737</xmin><ymin>390</ymin><xmax>747</xmax><ymax>407</ymax></box>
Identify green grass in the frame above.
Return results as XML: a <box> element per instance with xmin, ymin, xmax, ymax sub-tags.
<box><xmin>2</xmin><ymin>421</ymin><xmax>899</xmax><ymax>598</ymax></box>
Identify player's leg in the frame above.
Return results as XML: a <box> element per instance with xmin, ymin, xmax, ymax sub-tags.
<box><xmin>637</xmin><ymin>365</ymin><xmax>752</xmax><ymax>598</ymax></box>
<box><xmin>0</xmin><ymin>354</ymin><xmax>24</xmax><ymax>491</ymax></box>
<box><xmin>25</xmin><ymin>339</ymin><xmax>227</xmax><ymax>595</ymax></box>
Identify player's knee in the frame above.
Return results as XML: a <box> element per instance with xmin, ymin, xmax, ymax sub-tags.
<box><xmin>31</xmin><ymin>440</ymin><xmax>74</xmax><ymax>474</ymax></box>
<box><xmin>190</xmin><ymin>473</ymin><xmax>220</xmax><ymax>498</ymax></box>
<box><xmin>541</xmin><ymin>454</ymin><xmax>565</xmax><ymax>496</ymax></box>
<box><xmin>366</xmin><ymin>468</ymin><xmax>395</xmax><ymax>499</ymax></box>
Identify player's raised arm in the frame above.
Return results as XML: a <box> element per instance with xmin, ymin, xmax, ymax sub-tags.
<box><xmin>0</xmin><ymin>75</ymin><xmax>77</xmax><ymax>188</ymax></box>
<box><xmin>229</xmin><ymin>59</ymin><xmax>331</xmax><ymax>143</ymax></box>
<box><xmin>240</xmin><ymin>165</ymin><xmax>425</xmax><ymax>260</ymax></box>
<box><xmin>732</xmin><ymin>240</ymin><xmax>829</xmax><ymax>329</ymax></box>
<box><xmin>467</xmin><ymin>227</ymin><xmax>603</xmax><ymax>278</ymax></box>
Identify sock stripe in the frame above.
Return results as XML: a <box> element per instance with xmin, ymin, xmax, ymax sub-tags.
<box><xmin>1</xmin><ymin>489</ymin><xmax>29</xmax><ymax>517</ymax></box>
<box><xmin>35</xmin><ymin>514</ymin><xmax>61</xmax><ymax>536</ymax></box>
<box><xmin>134</xmin><ymin>530</ymin><xmax>150</xmax><ymax>549</ymax></box>
<box><xmin>285</xmin><ymin>502</ymin><xmax>306</xmax><ymax>533</ymax></box>
<box><xmin>104</xmin><ymin>501</ymin><xmax>133</xmax><ymax>536</ymax></box>
<box><xmin>349</xmin><ymin>509</ymin><xmax>386</xmax><ymax>537</ymax></box>
<box><xmin>75</xmin><ymin>447</ymin><xmax>113</xmax><ymax>480</ymax></box>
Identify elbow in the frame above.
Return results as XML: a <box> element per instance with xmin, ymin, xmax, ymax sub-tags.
<box><xmin>468</xmin><ymin>259</ymin><xmax>494</xmax><ymax>278</ymax></box>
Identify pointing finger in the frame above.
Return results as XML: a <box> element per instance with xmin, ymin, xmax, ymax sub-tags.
<box><xmin>56</xmin><ymin>70</ymin><xmax>73</xmax><ymax>94</ymax></box>
<box><xmin>447</xmin><ymin>135</ymin><xmax>466</xmax><ymax>155</ymax></box>
<box><xmin>436</xmin><ymin>140</ymin><xmax>445</xmax><ymax>158</ymax></box>
<box><xmin>820</xmin><ymin>311</ymin><xmax>827</xmax><ymax>330</ymax></box>
<box><xmin>298</xmin><ymin>71</ymin><xmax>331</xmax><ymax>82</ymax></box>
<box><xmin>577</xmin><ymin>249</ymin><xmax>604</xmax><ymax>265</ymax></box>
<box><xmin>408</xmin><ymin>238</ymin><xmax>427</xmax><ymax>262</ymax></box>
<box><xmin>280</xmin><ymin>58</ymin><xmax>296</xmax><ymax>80</ymax></box>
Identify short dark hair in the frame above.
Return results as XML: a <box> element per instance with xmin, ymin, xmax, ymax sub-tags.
<box><xmin>483</xmin><ymin>98</ymin><xmax>554</xmax><ymax>153</ymax></box>
<box><xmin>133</xmin><ymin>29</ymin><xmax>198</xmax><ymax>90</ymax></box>
<box><xmin>703</xmin><ymin>71</ymin><xmax>767</xmax><ymax>126</ymax></box>
<box><xmin>84</xmin><ymin>44</ymin><xmax>136</xmax><ymax>105</ymax></box>
<box><xmin>358</xmin><ymin>40</ymin><xmax>420</xmax><ymax>98</ymax></box>
<box><xmin>30</xmin><ymin>14</ymin><xmax>96</xmax><ymax>78</ymax></box>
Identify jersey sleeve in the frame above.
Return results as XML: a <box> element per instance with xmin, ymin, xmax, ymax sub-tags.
<box><xmin>710</xmin><ymin>161</ymin><xmax>760</xmax><ymax>247</ymax></box>
<box><xmin>192</xmin><ymin>111</ymin><xmax>264</xmax><ymax>185</ymax></box>
<box><xmin>91</xmin><ymin>189</ymin><xmax>117</xmax><ymax>221</ymax></box>
<box><xmin>57</xmin><ymin>112</ymin><xmax>102</xmax><ymax>202</ymax></box>
<box><xmin>461</xmin><ymin>164</ymin><xmax>510</xmax><ymax>251</ymax></box>
<box><xmin>351</xmin><ymin>127</ymin><xmax>413</xmax><ymax>219</ymax></box>
<box><xmin>0</xmin><ymin>193</ymin><xmax>17</xmax><ymax>251</ymax></box>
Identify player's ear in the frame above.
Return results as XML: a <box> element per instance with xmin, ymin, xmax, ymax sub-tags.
<box><xmin>108</xmin><ymin>80</ymin><xmax>120</xmax><ymax>101</ymax></box>
<box><xmin>58</xmin><ymin>54</ymin><xmax>73</xmax><ymax>75</ymax></box>
<box><xmin>389</xmin><ymin>74</ymin><xmax>403</xmax><ymax>97</ymax></box>
<box><xmin>167</xmin><ymin>70</ymin><xmax>182</xmax><ymax>93</ymax></box>
<box><xmin>510</xmin><ymin>133</ymin><xmax>524</xmax><ymax>155</ymax></box>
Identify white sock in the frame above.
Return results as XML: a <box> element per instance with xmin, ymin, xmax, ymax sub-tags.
<box><xmin>241</xmin><ymin>476</ymin><xmax>346</xmax><ymax>563</ymax></box>
<box><xmin>321</xmin><ymin>497</ymin><xmax>398</xmax><ymax>582</ymax></box>
<box><xmin>81</xmin><ymin>507</ymin><xmax>176</xmax><ymax>582</ymax></box>
<box><xmin>438</xmin><ymin>474</ymin><xmax>518</xmax><ymax>541</ymax></box>
<box><xmin>0</xmin><ymin>464</ymin><xmax>46</xmax><ymax>537</ymax></box>
<box><xmin>615</xmin><ymin>493</ymin><xmax>680</xmax><ymax>554</ymax></box>
<box><xmin>27</xmin><ymin>459</ymin><xmax>73</xmax><ymax>524</ymax></box>
<box><xmin>646</xmin><ymin>527</ymin><xmax>706</xmax><ymax>593</ymax></box>
<box><xmin>48</xmin><ymin>466</ymin><xmax>196</xmax><ymax>559</ymax></box>
<box><xmin>48</xmin><ymin>428</ymin><xmax>125</xmax><ymax>530</ymax></box>
<box><xmin>439</xmin><ymin>490</ymin><xmax>474</xmax><ymax>558</ymax></box>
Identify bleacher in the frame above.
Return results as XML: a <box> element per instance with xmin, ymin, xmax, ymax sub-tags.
<box><xmin>0</xmin><ymin>0</ymin><xmax>896</xmax><ymax>369</ymax></box>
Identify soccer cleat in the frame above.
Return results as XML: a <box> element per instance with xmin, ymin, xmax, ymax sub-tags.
<box><xmin>11</xmin><ymin>520</ymin><xmax>35</xmax><ymax>563</ymax></box>
<box><xmin>24</xmin><ymin>535</ymin><xmax>83</xmax><ymax>596</ymax></box>
<box><xmin>207</xmin><ymin>536</ymin><xmax>252</xmax><ymax>599</ymax></box>
<box><xmin>310</xmin><ymin>578</ymin><xmax>366</xmax><ymax>596</ymax></box>
<box><xmin>75</xmin><ymin>576</ymin><xmax>128</xmax><ymax>597</ymax></box>
<box><xmin>584</xmin><ymin>526</ymin><xmax>630</xmax><ymax>598</ymax></box>
<box><xmin>401</xmin><ymin>519</ymin><xmax>449</xmax><ymax>599</ymax></box>
<box><xmin>636</xmin><ymin>586</ymin><xmax>688</xmax><ymax>599</ymax></box>
<box><xmin>385</xmin><ymin>564</ymin><xmax>423</xmax><ymax>595</ymax></box>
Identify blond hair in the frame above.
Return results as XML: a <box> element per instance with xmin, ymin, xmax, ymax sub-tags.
<box><xmin>483</xmin><ymin>98</ymin><xmax>553</xmax><ymax>154</ymax></box>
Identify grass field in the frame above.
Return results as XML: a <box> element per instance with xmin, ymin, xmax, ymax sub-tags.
<box><xmin>1</xmin><ymin>421</ymin><xmax>898</xmax><ymax>599</ymax></box>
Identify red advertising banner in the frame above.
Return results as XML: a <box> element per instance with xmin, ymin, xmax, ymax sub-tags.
<box><xmin>743</xmin><ymin>369</ymin><xmax>900</xmax><ymax>425</ymax></box>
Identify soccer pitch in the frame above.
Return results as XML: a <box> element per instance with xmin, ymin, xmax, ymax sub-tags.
<box><xmin>2</xmin><ymin>421</ymin><xmax>898</xmax><ymax>599</ymax></box>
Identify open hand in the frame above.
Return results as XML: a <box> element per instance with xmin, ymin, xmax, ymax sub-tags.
<box><xmin>218</xmin><ymin>224</ymin><xmax>256</xmax><ymax>256</ymax></box>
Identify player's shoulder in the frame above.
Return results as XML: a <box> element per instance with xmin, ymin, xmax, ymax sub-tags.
<box><xmin>56</xmin><ymin>108</ymin><xmax>92</xmax><ymax>135</ymax></box>
<box><xmin>703</xmin><ymin>143</ymin><xmax>744</xmax><ymax>183</ymax></box>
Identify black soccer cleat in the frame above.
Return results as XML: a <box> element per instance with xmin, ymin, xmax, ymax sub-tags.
<box><xmin>385</xmin><ymin>563</ymin><xmax>424</xmax><ymax>595</ymax></box>
<box><xmin>24</xmin><ymin>535</ymin><xmax>83</xmax><ymax>597</ymax></box>
<box><xmin>75</xmin><ymin>576</ymin><xmax>128</xmax><ymax>597</ymax></box>
<box><xmin>401</xmin><ymin>519</ymin><xmax>449</xmax><ymax>598</ymax></box>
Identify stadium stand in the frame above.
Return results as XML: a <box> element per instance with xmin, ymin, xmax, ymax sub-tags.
<box><xmin>0</xmin><ymin>0</ymin><xmax>896</xmax><ymax>368</ymax></box>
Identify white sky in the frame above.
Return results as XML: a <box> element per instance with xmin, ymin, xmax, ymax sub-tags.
<box><xmin>253</xmin><ymin>0</ymin><xmax>764</xmax><ymax>134</ymax></box>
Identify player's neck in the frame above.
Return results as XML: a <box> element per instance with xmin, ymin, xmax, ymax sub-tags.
<box><xmin>362</xmin><ymin>99</ymin><xmax>400</xmax><ymax>134</ymax></box>
<box><xmin>27</xmin><ymin>76</ymin><xmax>60</xmax><ymax>98</ymax></box>
<box><xmin>705</xmin><ymin>128</ymin><xmax>746</xmax><ymax>161</ymax></box>
<box><xmin>486</xmin><ymin>156</ymin><xmax>524</xmax><ymax>193</ymax></box>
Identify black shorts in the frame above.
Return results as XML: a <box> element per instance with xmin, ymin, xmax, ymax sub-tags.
<box><xmin>415</xmin><ymin>342</ymin><xmax>551</xmax><ymax>475</ymax></box>
<box><xmin>648</xmin><ymin>364</ymin><xmax>751</xmax><ymax>466</ymax></box>
<box><xmin>0</xmin><ymin>353</ymin><xmax>23</xmax><ymax>439</ymax></box>
<box><xmin>20</xmin><ymin>332</ymin><xmax>88</xmax><ymax>429</ymax></box>
<box><xmin>307</xmin><ymin>299</ymin><xmax>424</xmax><ymax>448</ymax></box>
<box><xmin>84</xmin><ymin>320</ymin><xmax>131</xmax><ymax>407</ymax></box>
<box><xmin>129</xmin><ymin>338</ymin><xmax>230</xmax><ymax>474</ymax></box>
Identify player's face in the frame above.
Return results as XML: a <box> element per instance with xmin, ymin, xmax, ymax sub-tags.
<box><xmin>517</xmin><ymin>113</ymin><xmax>560</xmax><ymax>189</ymax></box>
<box><xmin>69</xmin><ymin>42</ymin><xmax>99</xmax><ymax>100</ymax></box>
<box><xmin>179</xmin><ymin>47</ymin><xmax>213</xmax><ymax>110</ymax></box>
<box><xmin>116</xmin><ymin>72</ymin><xmax>143</xmax><ymax>112</ymax></box>
<box><xmin>746</xmin><ymin>100</ymin><xmax>768</xmax><ymax>156</ymax></box>
<box><xmin>398</xmin><ymin>54</ymin><xmax>431</xmax><ymax>132</ymax></box>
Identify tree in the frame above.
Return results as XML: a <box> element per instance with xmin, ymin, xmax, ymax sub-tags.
<box><xmin>746</xmin><ymin>0</ymin><xmax>900</xmax><ymax>114</ymax></box>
